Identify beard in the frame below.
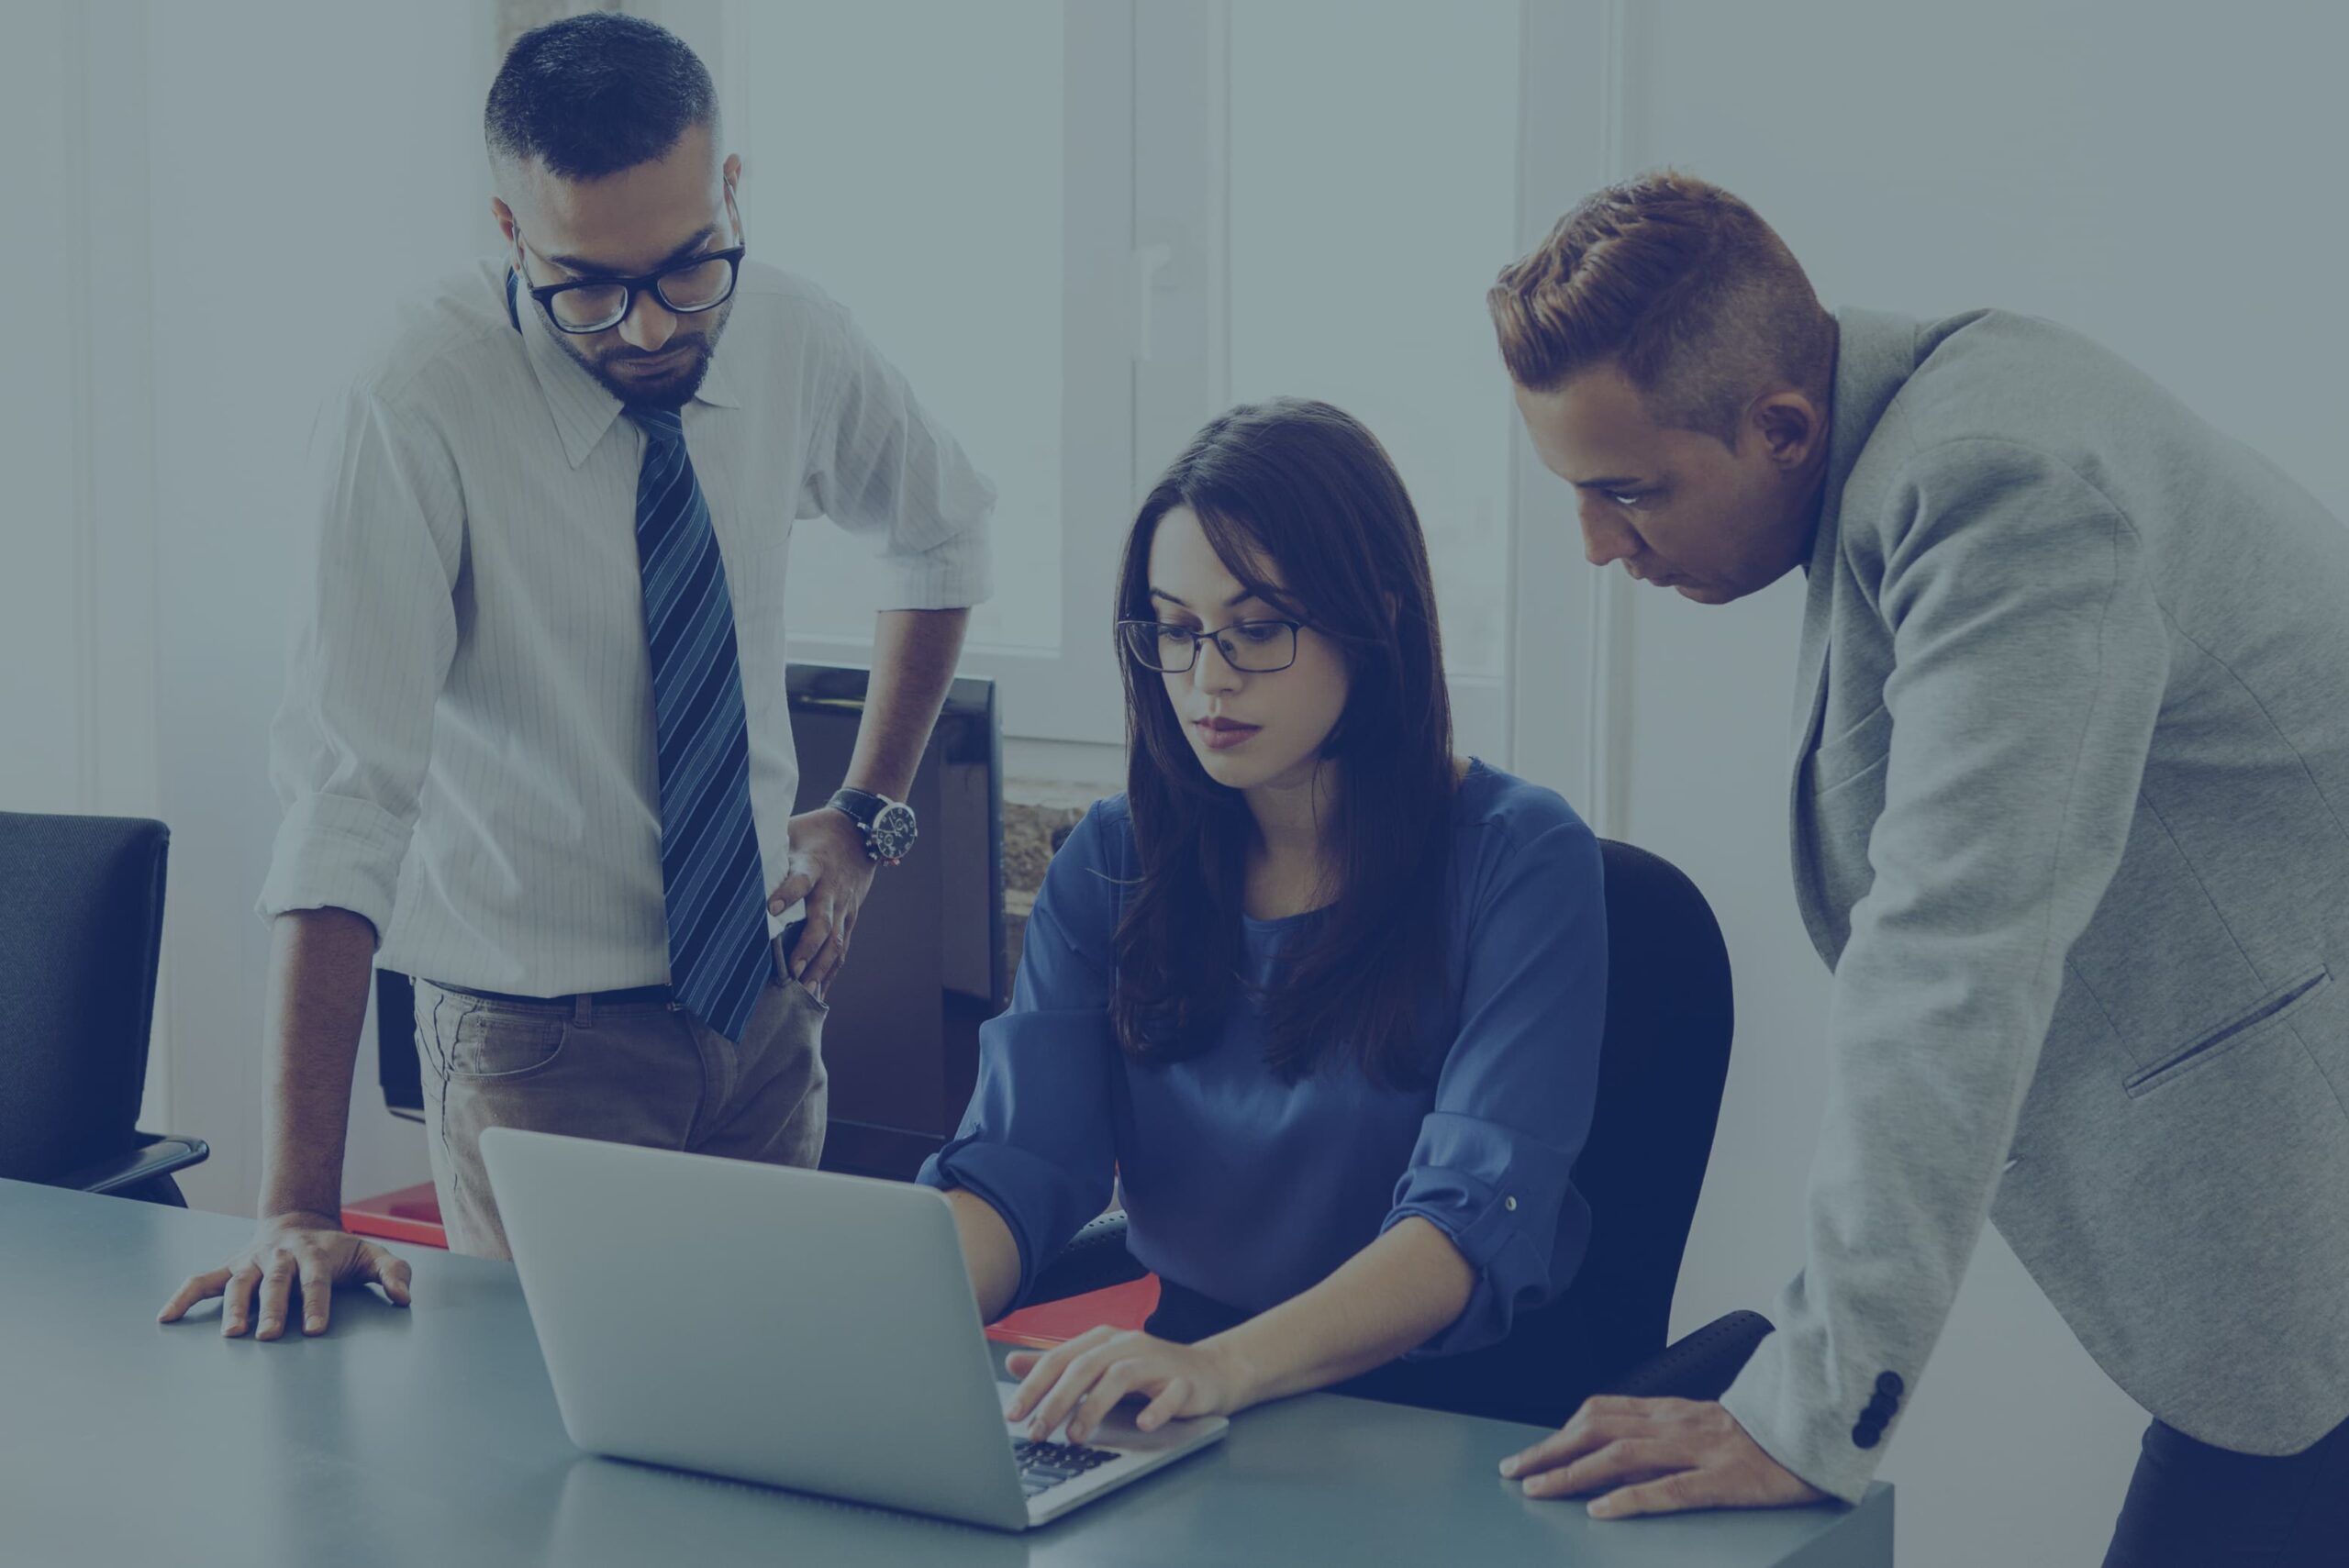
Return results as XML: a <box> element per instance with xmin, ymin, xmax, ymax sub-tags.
<box><xmin>562</xmin><ymin>298</ymin><xmax>732</xmax><ymax>410</ymax></box>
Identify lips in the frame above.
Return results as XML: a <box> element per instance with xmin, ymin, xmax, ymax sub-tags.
<box><xmin>616</xmin><ymin>346</ymin><xmax>687</xmax><ymax>373</ymax></box>
<box><xmin>1194</xmin><ymin>717</ymin><xmax>1260</xmax><ymax>752</ymax></box>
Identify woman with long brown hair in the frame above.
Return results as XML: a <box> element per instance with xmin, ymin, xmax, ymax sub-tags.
<box><xmin>918</xmin><ymin>398</ymin><xmax>1608</xmax><ymax>1445</ymax></box>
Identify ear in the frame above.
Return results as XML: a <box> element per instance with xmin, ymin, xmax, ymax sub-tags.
<box><xmin>491</xmin><ymin>197</ymin><xmax>523</xmax><ymax>262</ymax></box>
<box><xmin>1749</xmin><ymin>390</ymin><xmax>1827</xmax><ymax>473</ymax></box>
<box><xmin>722</xmin><ymin>154</ymin><xmax>744</xmax><ymax>241</ymax></box>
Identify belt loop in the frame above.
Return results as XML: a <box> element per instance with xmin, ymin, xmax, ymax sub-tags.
<box><xmin>574</xmin><ymin>991</ymin><xmax>595</xmax><ymax>1029</ymax></box>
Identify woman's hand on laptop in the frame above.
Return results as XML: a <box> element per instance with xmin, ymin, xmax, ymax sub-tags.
<box><xmin>1005</xmin><ymin>1327</ymin><xmax>1249</xmax><ymax>1446</ymax></box>
<box><xmin>158</xmin><ymin>1211</ymin><xmax>413</xmax><ymax>1339</ymax></box>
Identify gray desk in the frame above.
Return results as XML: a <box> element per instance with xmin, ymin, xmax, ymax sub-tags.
<box><xmin>1</xmin><ymin>1180</ymin><xmax>1891</xmax><ymax>1566</ymax></box>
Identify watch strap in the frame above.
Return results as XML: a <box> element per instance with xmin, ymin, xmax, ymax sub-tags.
<box><xmin>827</xmin><ymin>786</ymin><xmax>890</xmax><ymax>828</ymax></box>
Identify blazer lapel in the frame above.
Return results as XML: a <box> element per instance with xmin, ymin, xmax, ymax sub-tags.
<box><xmin>1788</xmin><ymin>308</ymin><xmax>1926</xmax><ymax>761</ymax></box>
<box><xmin>1788</xmin><ymin>309</ymin><xmax>1926</xmax><ymax>917</ymax></box>
<box><xmin>1791</xmin><ymin>509</ymin><xmax>1838</xmax><ymax>761</ymax></box>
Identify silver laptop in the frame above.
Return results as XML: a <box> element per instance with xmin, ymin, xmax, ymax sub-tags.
<box><xmin>479</xmin><ymin>1126</ymin><xmax>1228</xmax><ymax>1531</ymax></box>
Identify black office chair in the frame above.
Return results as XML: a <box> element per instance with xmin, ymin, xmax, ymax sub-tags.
<box><xmin>1026</xmin><ymin>837</ymin><xmax>1770</xmax><ymax>1426</ymax></box>
<box><xmin>0</xmin><ymin>812</ymin><xmax>209</xmax><ymax>1204</ymax></box>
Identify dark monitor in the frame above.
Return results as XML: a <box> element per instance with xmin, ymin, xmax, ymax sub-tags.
<box><xmin>375</xmin><ymin>663</ymin><xmax>1006</xmax><ymax>1182</ymax></box>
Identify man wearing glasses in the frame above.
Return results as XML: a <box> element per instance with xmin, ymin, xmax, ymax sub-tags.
<box><xmin>161</xmin><ymin>14</ymin><xmax>994</xmax><ymax>1335</ymax></box>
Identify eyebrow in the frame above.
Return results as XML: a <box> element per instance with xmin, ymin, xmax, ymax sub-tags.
<box><xmin>1149</xmin><ymin>586</ymin><xmax>1264</xmax><ymax>612</ymax></box>
<box><xmin>545</xmin><ymin>226</ymin><xmax>721</xmax><ymax>280</ymax></box>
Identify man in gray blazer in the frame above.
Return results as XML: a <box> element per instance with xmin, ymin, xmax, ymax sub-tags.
<box><xmin>1486</xmin><ymin>171</ymin><xmax>2349</xmax><ymax>1564</ymax></box>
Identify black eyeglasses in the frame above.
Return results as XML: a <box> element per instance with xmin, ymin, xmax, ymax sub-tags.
<box><xmin>1119</xmin><ymin>617</ymin><xmax>1306</xmax><ymax>674</ymax></box>
<box><xmin>520</xmin><ymin>242</ymin><xmax>747</xmax><ymax>335</ymax></box>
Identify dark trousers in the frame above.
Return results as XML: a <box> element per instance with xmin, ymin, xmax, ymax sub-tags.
<box><xmin>2102</xmin><ymin>1413</ymin><xmax>2349</xmax><ymax>1567</ymax></box>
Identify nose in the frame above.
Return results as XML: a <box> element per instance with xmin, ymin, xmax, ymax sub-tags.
<box><xmin>617</xmin><ymin>292</ymin><xmax>680</xmax><ymax>353</ymax></box>
<box><xmin>1189</xmin><ymin>636</ymin><xmax>1244</xmax><ymax>697</ymax></box>
<box><xmin>1579</xmin><ymin>509</ymin><xmax>1640</xmax><ymax>570</ymax></box>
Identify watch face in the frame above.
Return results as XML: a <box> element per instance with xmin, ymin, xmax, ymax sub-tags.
<box><xmin>869</xmin><ymin>801</ymin><xmax>918</xmax><ymax>862</ymax></box>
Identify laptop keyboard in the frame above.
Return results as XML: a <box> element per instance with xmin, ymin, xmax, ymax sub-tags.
<box><xmin>1012</xmin><ymin>1438</ymin><xmax>1121</xmax><ymax>1497</ymax></box>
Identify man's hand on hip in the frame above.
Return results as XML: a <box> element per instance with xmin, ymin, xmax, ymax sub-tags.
<box><xmin>769</xmin><ymin>806</ymin><xmax>881</xmax><ymax>998</ymax></box>
<box><xmin>158</xmin><ymin>1211</ymin><xmax>411</xmax><ymax>1338</ymax></box>
<box><xmin>1499</xmin><ymin>1396</ymin><xmax>1828</xmax><ymax>1519</ymax></box>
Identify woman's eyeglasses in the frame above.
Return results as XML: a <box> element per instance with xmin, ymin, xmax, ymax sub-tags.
<box><xmin>1119</xmin><ymin>618</ymin><xmax>1305</xmax><ymax>674</ymax></box>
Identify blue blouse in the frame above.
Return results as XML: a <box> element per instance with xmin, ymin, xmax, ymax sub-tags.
<box><xmin>916</xmin><ymin>762</ymin><xmax>1607</xmax><ymax>1359</ymax></box>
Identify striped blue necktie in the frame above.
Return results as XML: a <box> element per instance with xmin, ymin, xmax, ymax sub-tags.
<box><xmin>626</xmin><ymin>405</ymin><xmax>770</xmax><ymax>1044</ymax></box>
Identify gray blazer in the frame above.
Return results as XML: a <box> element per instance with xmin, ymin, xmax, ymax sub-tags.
<box><xmin>1717</xmin><ymin>307</ymin><xmax>2349</xmax><ymax>1503</ymax></box>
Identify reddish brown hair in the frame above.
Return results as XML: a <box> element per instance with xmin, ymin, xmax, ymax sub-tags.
<box><xmin>1488</xmin><ymin>170</ymin><xmax>1835</xmax><ymax>445</ymax></box>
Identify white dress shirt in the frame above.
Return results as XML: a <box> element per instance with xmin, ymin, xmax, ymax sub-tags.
<box><xmin>259</xmin><ymin>258</ymin><xmax>995</xmax><ymax>995</ymax></box>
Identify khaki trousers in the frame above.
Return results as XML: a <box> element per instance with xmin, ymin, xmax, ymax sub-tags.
<box><xmin>412</xmin><ymin>940</ymin><xmax>828</xmax><ymax>1259</ymax></box>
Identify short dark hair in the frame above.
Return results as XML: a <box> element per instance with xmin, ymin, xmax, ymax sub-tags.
<box><xmin>1488</xmin><ymin>169</ymin><xmax>1835</xmax><ymax>445</ymax></box>
<box><xmin>484</xmin><ymin>13</ymin><xmax>717</xmax><ymax>182</ymax></box>
<box><xmin>1112</xmin><ymin>399</ymin><xmax>1457</xmax><ymax>1090</ymax></box>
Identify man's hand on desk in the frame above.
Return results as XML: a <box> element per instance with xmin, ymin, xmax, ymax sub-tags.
<box><xmin>1499</xmin><ymin>1396</ymin><xmax>1827</xmax><ymax>1519</ymax></box>
<box><xmin>157</xmin><ymin>1212</ymin><xmax>413</xmax><ymax>1338</ymax></box>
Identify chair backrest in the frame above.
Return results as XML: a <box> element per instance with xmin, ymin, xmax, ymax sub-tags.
<box><xmin>375</xmin><ymin>969</ymin><xmax>423</xmax><ymax>1122</ymax></box>
<box><xmin>1560</xmin><ymin>838</ymin><xmax>1737</xmax><ymax>1377</ymax></box>
<box><xmin>1381</xmin><ymin>836</ymin><xmax>1734</xmax><ymax>1426</ymax></box>
<box><xmin>0</xmin><ymin>813</ymin><xmax>171</xmax><ymax>1183</ymax></box>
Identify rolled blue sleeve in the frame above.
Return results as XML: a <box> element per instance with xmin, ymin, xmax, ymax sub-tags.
<box><xmin>1383</xmin><ymin>818</ymin><xmax>1608</xmax><ymax>1358</ymax></box>
<box><xmin>917</xmin><ymin>805</ymin><xmax>1121</xmax><ymax>1307</ymax></box>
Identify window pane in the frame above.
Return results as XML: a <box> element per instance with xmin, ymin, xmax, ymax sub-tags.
<box><xmin>1228</xmin><ymin>1</ymin><xmax>1520</xmax><ymax>676</ymax></box>
<box><xmin>731</xmin><ymin>2</ymin><xmax>1063</xmax><ymax>649</ymax></box>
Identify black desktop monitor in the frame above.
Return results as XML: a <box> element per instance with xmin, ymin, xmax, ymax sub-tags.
<box><xmin>375</xmin><ymin>664</ymin><xmax>1006</xmax><ymax>1183</ymax></box>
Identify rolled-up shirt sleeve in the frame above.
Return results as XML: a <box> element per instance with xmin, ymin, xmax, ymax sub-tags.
<box><xmin>917</xmin><ymin>804</ymin><xmax>1120</xmax><ymax>1308</ymax></box>
<box><xmin>1383</xmin><ymin>817</ymin><xmax>1609</xmax><ymax>1358</ymax></box>
<box><xmin>796</xmin><ymin>302</ymin><xmax>996</xmax><ymax>613</ymax></box>
<box><xmin>256</xmin><ymin>380</ymin><xmax>462</xmax><ymax>939</ymax></box>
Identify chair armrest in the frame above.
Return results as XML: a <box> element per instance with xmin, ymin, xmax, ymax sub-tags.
<box><xmin>57</xmin><ymin>1134</ymin><xmax>211</xmax><ymax>1197</ymax></box>
<box><xmin>1027</xmin><ymin>1210</ymin><xmax>1145</xmax><ymax>1305</ymax></box>
<box><xmin>1599</xmin><ymin>1309</ymin><xmax>1774</xmax><ymax>1402</ymax></box>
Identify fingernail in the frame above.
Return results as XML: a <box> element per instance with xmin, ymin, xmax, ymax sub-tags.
<box><xmin>306</xmin><ymin>1315</ymin><xmax>325</xmax><ymax>1332</ymax></box>
<box><xmin>770</xmin><ymin>898</ymin><xmax>783</xmax><ymax>914</ymax></box>
<box><xmin>1499</xmin><ymin>1457</ymin><xmax>1519</xmax><ymax>1477</ymax></box>
<box><xmin>1587</xmin><ymin>1497</ymin><xmax>1616</xmax><ymax>1518</ymax></box>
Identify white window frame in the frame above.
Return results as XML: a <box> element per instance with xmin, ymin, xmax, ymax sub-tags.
<box><xmin>1508</xmin><ymin>0</ymin><xmax>1629</xmax><ymax>826</ymax></box>
<box><xmin>711</xmin><ymin>0</ymin><xmax>1598</xmax><ymax>768</ymax></box>
<box><xmin>713</xmin><ymin>0</ymin><xmax>1135</xmax><ymax>747</ymax></box>
<box><xmin>1140</xmin><ymin>1</ymin><xmax>1544</xmax><ymax>768</ymax></box>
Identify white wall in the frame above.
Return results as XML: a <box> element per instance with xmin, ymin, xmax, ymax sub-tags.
<box><xmin>5</xmin><ymin>0</ymin><xmax>171</xmax><ymax>1126</ymax></box>
<box><xmin>143</xmin><ymin>0</ymin><xmax>496</xmax><ymax>1214</ymax></box>
<box><xmin>1571</xmin><ymin>5</ymin><xmax>2349</xmax><ymax>1565</ymax></box>
<box><xmin>0</xmin><ymin>1</ymin><xmax>92</xmax><ymax>817</ymax></box>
